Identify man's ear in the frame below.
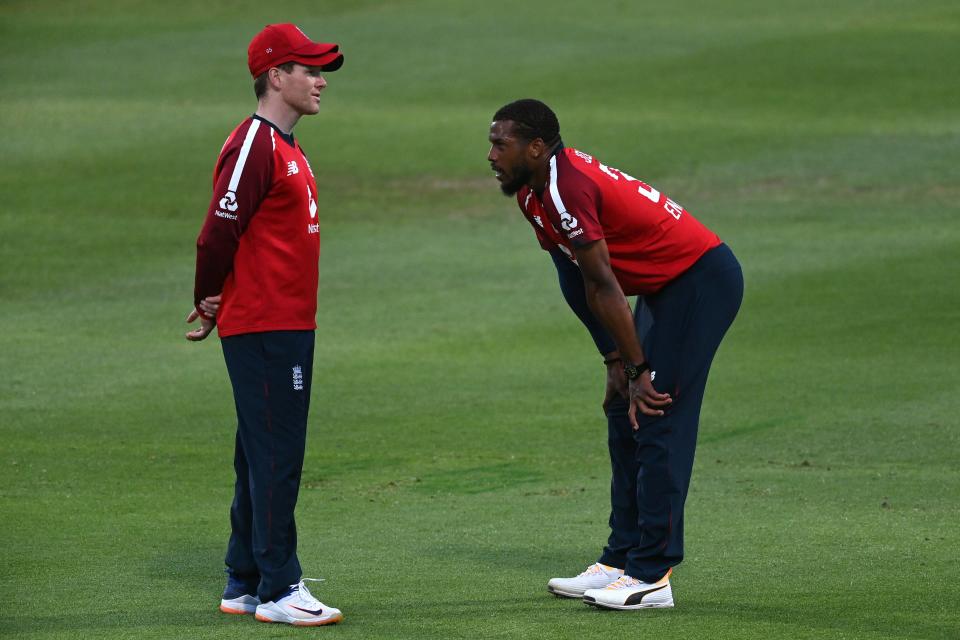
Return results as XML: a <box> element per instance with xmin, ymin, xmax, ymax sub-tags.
<box><xmin>268</xmin><ymin>67</ymin><xmax>283</xmax><ymax>91</ymax></box>
<box><xmin>528</xmin><ymin>138</ymin><xmax>547</xmax><ymax>160</ymax></box>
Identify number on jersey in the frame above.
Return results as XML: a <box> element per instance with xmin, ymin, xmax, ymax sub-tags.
<box><xmin>598</xmin><ymin>162</ymin><xmax>685</xmax><ymax>220</ymax></box>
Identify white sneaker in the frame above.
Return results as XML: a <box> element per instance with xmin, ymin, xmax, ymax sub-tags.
<box><xmin>547</xmin><ymin>563</ymin><xmax>624</xmax><ymax>598</ymax></box>
<box><xmin>219</xmin><ymin>574</ymin><xmax>260</xmax><ymax>615</ymax></box>
<box><xmin>220</xmin><ymin>593</ymin><xmax>260</xmax><ymax>615</ymax></box>
<box><xmin>255</xmin><ymin>579</ymin><xmax>343</xmax><ymax>626</ymax></box>
<box><xmin>583</xmin><ymin>570</ymin><xmax>674</xmax><ymax>610</ymax></box>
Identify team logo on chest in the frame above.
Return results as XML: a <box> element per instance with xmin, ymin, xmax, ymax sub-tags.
<box><xmin>286</xmin><ymin>160</ymin><xmax>299</xmax><ymax>176</ymax></box>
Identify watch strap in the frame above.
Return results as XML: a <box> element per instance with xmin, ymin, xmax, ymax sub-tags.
<box><xmin>624</xmin><ymin>361</ymin><xmax>650</xmax><ymax>380</ymax></box>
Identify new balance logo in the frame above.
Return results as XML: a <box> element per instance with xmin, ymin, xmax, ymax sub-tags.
<box><xmin>286</xmin><ymin>161</ymin><xmax>299</xmax><ymax>176</ymax></box>
<box><xmin>533</xmin><ymin>215</ymin><xmax>544</xmax><ymax>228</ymax></box>
<box><xmin>218</xmin><ymin>191</ymin><xmax>238</xmax><ymax>212</ymax></box>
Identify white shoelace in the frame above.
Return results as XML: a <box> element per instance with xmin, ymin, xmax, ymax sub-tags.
<box><xmin>577</xmin><ymin>563</ymin><xmax>606</xmax><ymax>577</ymax></box>
<box><xmin>577</xmin><ymin>563</ymin><xmax>619</xmax><ymax>578</ymax></box>
<box><xmin>604</xmin><ymin>576</ymin><xmax>641</xmax><ymax>590</ymax></box>
<box><xmin>292</xmin><ymin>577</ymin><xmax>326</xmax><ymax>606</ymax></box>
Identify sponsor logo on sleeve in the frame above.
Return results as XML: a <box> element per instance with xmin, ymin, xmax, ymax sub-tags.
<box><xmin>559</xmin><ymin>210</ymin><xmax>579</xmax><ymax>232</ymax></box>
<box><xmin>568</xmin><ymin>227</ymin><xmax>584</xmax><ymax>238</ymax></box>
<box><xmin>218</xmin><ymin>190</ymin><xmax>239</xmax><ymax>212</ymax></box>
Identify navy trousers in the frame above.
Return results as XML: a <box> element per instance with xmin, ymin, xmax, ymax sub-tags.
<box><xmin>598</xmin><ymin>244</ymin><xmax>743</xmax><ymax>582</ymax></box>
<box><xmin>220</xmin><ymin>330</ymin><xmax>315</xmax><ymax>602</ymax></box>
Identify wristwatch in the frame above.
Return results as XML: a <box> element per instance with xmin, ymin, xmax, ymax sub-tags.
<box><xmin>623</xmin><ymin>361</ymin><xmax>650</xmax><ymax>381</ymax></box>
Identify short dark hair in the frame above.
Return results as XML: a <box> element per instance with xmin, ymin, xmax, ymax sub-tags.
<box><xmin>253</xmin><ymin>61</ymin><xmax>296</xmax><ymax>98</ymax></box>
<box><xmin>493</xmin><ymin>99</ymin><xmax>561</xmax><ymax>148</ymax></box>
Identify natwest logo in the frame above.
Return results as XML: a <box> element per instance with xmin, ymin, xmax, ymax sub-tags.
<box><xmin>307</xmin><ymin>223</ymin><xmax>319</xmax><ymax>234</ymax></box>
<box><xmin>218</xmin><ymin>190</ymin><xmax>238</xmax><ymax>212</ymax></box>
<box><xmin>307</xmin><ymin>185</ymin><xmax>317</xmax><ymax>218</ymax></box>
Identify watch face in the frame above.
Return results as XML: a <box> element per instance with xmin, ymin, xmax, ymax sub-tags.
<box><xmin>625</xmin><ymin>363</ymin><xmax>646</xmax><ymax>380</ymax></box>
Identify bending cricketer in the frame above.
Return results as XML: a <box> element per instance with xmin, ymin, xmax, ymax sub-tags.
<box><xmin>185</xmin><ymin>23</ymin><xmax>344</xmax><ymax>626</ymax></box>
<box><xmin>487</xmin><ymin>99</ymin><xmax>743</xmax><ymax>610</ymax></box>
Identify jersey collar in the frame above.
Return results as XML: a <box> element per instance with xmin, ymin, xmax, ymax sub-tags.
<box><xmin>252</xmin><ymin>114</ymin><xmax>296</xmax><ymax>148</ymax></box>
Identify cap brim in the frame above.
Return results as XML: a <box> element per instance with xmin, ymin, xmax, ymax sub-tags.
<box><xmin>288</xmin><ymin>42</ymin><xmax>343</xmax><ymax>71</ymax></box>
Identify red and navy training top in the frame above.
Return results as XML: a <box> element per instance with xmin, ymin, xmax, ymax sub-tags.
<box><xmin>517</xmin><ymin>147</ymin><xmax>721</xmax><ymax>296</ymax></box>
<box><xmin>194</xmin><ymin>115</ymin><xmax>321</xmax><ymax>337</ymax></box>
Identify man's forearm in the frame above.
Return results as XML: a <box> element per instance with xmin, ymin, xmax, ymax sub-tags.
<box><xmin>584</xmin><ymin>280</ymin><xmax>646</xmax><ymax>365</ymax></box>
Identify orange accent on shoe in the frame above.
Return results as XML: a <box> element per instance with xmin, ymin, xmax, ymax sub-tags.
<box><xmin>220</xmin><ymin>604</ymin><xmax>250</xmax><ymax>615</ymax></box>
<box><xmin>655</xmin><ymin>568</ymin><xmax>673</xmax><ymax>586</ymax></box>
<box><xmin>291</xmin><ymin>613</ymin><xmax>343</xmax><ymax>626</ymax></box>
<box><xmin>255</xmin><ymin>614</ymin><xmax>275</xmax><ymax>623</ymax></box>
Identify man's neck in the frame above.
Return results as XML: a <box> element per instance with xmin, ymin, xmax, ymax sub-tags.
<box><xmin>255</xmin><ymin>99</ymin><xmax>300</xmax><ymax>135</ymax></box>
<box><xmin>530</xmin><ymin>142</ymin><xmax>563</xmax><ymax>195</ymax></box>
<box><xmin>531</xmin><ymin>164</ymin><xmax>549</xmax><ymax>195</ymax></box>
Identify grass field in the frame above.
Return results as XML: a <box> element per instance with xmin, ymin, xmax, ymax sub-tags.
<box><xmin>2</xmin><ymin>1</ymin><xmax>959</xmax><ymax>638</ymax></box>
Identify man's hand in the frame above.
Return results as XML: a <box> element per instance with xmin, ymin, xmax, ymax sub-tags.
<box><xmin>627</xmin><ymin>371</ymin><xmax>672</xmax><ymax>429</ymax></box>
<box><xmin>602</xmin><ymin>357</ymin><xmax>628</xmax><ymax>413</ymax></box>
<box><xmin>185</xmin><ymin>297</ymin><xmax>220</xmax><ymax>342</ymax></box>
<box><xmin>198</xmin><ymin>294</ymin><xmax>221</xmax><ymax>318</ymax></box>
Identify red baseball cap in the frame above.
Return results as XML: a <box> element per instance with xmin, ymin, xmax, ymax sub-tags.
<box><xmin>247</xmin><ymin>23</ymin><xmax>343</xmax><ymax>77</ymax></box>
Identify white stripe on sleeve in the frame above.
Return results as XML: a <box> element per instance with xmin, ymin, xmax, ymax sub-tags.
<box><xmin>548</xmin><ymin>155</ymin><xmax>567</xmax><ymax>214</ymax></box>
<box><xmin>227</xmin><ymin>119</ymin><xmax>262</xmax><ymax>193</ymax></box>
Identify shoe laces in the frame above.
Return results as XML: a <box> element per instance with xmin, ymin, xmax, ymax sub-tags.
<box><xmin>604</xmin><ymin>576</ymin><xmax>641</xmax><ymax>590</ymax></box>
<box><xmin>577</xmin><ymin>563</ymin><xmax>617</xmax><ymax>578</ymax></box>
<box><xmin>291</xmin><ymin>578</ymin><xmax>326</xmax><ymax>606</ymax></box>
<box><xmin>577</xmin><ymin>563</ymin><xmax>604</xmax><ymax>578</ymax></box>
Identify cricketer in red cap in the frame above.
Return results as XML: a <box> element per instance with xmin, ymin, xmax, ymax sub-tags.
<box><xmin>247</xmin><ymin>23</ymin><xmax>343</xmax><ymax>77</ymax></box>
<box><xmin>185</xmin><ymin>22</ymin><xmax>345</xmax><ymax>627</ymax></box>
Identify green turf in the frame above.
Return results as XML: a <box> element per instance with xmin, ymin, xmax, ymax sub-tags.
<box><xmin>1</xmin><ymin>1</ymin><xmax>958</xmax><ymax>638</ymax></box>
